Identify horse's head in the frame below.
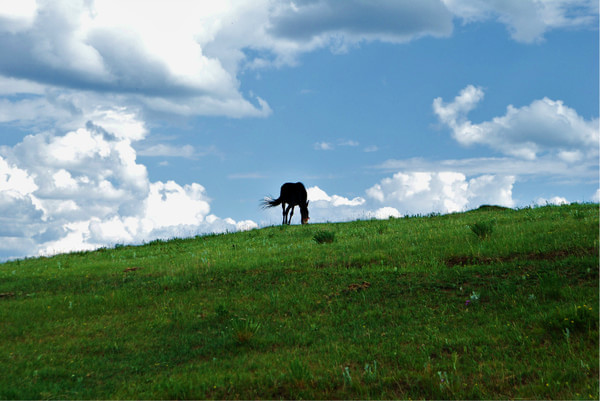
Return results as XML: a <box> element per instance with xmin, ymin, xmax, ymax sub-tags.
<box><xmin>301</xmin><ymin>200</ymin><xmax>310</xmax><ymax>224</ymax></box>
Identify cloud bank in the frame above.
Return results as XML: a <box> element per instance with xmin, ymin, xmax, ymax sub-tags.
<box><xmin>268</xmin><ymin>173</ymin><xmax>516</xmax><ymax>225</ymax></box>
<box><xmin>0</xmin><ymin>1</ymin><xmax>596</xmax><ymax>119</ymax></box>
<box><xmin>366</xmin><ymin>172</ymin><xmax>515</xmax><ymax>215</ymax></box>
<box><xmin>0</xmin><ymin>110</ymin><xmax>256</xmax><ymax>260</ymax></box>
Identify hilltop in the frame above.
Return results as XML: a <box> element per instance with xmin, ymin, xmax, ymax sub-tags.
<box><xmin>0</xmin><ymin>203</ymin><xmax>598</xmax><ymax>399</ymax></box>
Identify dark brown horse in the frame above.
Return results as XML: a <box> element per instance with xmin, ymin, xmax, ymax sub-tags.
<box><xmin>262</xmin><ymin>182</ymin><xmax>310</xmax><ymax>225</ymax></box>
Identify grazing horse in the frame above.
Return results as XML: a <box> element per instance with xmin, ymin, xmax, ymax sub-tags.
<box><xmin>262</xmin><ymin>182</ymin><xmax>310</xmax><ymax>225</ymax></box>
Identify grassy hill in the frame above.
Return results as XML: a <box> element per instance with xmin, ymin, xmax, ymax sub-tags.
<box><xmin>0</xmin><ymin>203</ymin><xmax>598</xmax><ymax>399</ymax></box>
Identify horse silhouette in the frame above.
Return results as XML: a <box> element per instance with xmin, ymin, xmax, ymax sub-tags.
<box><xmin>262</xmin><ymin>182</ymin><xmax>310</xmax><ymax>225</ymax></box>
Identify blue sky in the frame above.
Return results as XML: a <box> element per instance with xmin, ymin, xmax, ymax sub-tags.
<box><xmin>0</xmin><ymin>0</ymin><xmax>598</xmax><ymax>260</ymax></box>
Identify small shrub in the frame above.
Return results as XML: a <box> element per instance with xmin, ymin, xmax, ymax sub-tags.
<box><xmin>313</xmin><ymin>230</ymin><xmax>335</xmax><ymax>244</ymax></box>
<box><xmin>469</xmin><ymin>220</ymin><xmax>495</xmax><ymax>239</ymax></box>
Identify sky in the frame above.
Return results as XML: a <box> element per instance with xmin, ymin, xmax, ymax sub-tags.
<box><xmin>0</xmin><ymin>0</ymin><xmax>598</xmax><ymax>260</ymax></box>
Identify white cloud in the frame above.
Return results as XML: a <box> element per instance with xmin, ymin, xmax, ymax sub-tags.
<box><xmin>0</xmin><ymin>76</ymin><xmax>45</xmax><ymax>95</ymax></box>
<box><xmin>367</xmin><ymin>207</ymin><xmax>402</xmax><ymax>220</ymax></box>
<box><xmin>366</xmin><ymin>171</ymin><xmax>515</xmax><ymax>214</ymax></box>
<box><xmin>0</xmin><ymin>0</ymin><xmax>36</xmax><ymax>21</ymax></box>
<box><xmin>535</xmin><ymin>196</ymin><xmax>569</xmax><ymax>206</ymax></box>
<box><xmin>308</xmin><ymin>186</ymin><xmax>366</xmax><ymax>207</ymax></box>
<box><xmin>0</xmin><ymin>109</ymin><xmax>256</xmax><ymax>260</ymax></box>
<box><xmin>434</xmin><ymin>85</ymin><xmax>599</xmax><ymax>161</ymax></box>
<box><xmin>314</xmin><ymin>142</ymin><xmax>333</xmax><ymax>151</ymax></box>
<box><xmin>442</xmin><ymin>0</ymin><xmax>598</xmax><ymax>43</ymax></box>
<box><xmin>302</xmin><ymin>186</ymin><xmax>368</xmax><ymax>223</ymax></box>
<box><xmin>314</xmin><ymin>139</ymin><xmax>361</xmax><ymax>151</ymax></box>
<box><xmin>466</xmin><ymin>175</ymin><xmax>516</xmax><ymax>209</ymax></box>
<box><xmin>592</xmin><ymin>189</ymin><xmax>600</xmax><ymax>203</ymax></box>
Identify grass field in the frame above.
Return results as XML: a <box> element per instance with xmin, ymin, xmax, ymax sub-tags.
<box><xmin>0</xmin><ymin>203</ymin><xmax>598</xmax><ymax>399</ymax></box>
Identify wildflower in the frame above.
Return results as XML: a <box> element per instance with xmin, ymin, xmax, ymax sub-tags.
<box><xmin>465</xmin><ymin>300</ymin><xmax>471</xmax><ymax>306</ymax></box>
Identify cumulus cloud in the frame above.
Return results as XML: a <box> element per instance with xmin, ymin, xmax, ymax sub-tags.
<box><xmin>308</xmin><ymin>186</ymin><xmax>366</xmax><ymax>207</ymax></box>
<box><xmin>434</xmin><ymin>85</ymin><xmax>599</xmax><ymax>161</ymax></box>
<box><xmin>303</xmin><ymin>186</ymin><xmax>365</xmax><ymax>222</ymax></box>
<box><xmin>306</xmin><ymin>185</ymin><xmax>403</xmax><ymax>222</ymax></box>
<box><xmin>0</xmin><ymin>109</ymin><xmax>256</xmax><ymax>260</ymax></box>
<box><xmin>366</xmin><ymin>171</ymin><xmax>515</xmax><ymax>214</ymax></box>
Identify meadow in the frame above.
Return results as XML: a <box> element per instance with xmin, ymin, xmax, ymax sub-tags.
<box><xmin>0</xmin><ymin>203</ymin><xmax>598</xmax><ymax>399</ymax></box>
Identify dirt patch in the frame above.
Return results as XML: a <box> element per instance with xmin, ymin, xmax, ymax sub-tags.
<box><xmin>445</xmin><ymin>247</ymin><xmax>597</xmax><ymax>267</ymax></box>
<box><xmin>343</xmin><ymin>281</ymin><xmax>371</xmax><ymax>293</ymax></box>
<box><xmin>123</xmin><ymin>267</ymin><xmax>143</xmax><ymax>272</ymax></box>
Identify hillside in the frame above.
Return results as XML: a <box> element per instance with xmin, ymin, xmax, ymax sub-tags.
<box><xmin>0</xmin><ymin>204</ymin><xmax>598</xmax><ymax>399</ymax></box>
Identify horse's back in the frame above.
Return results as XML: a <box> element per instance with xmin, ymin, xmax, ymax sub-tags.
<box><xmin>280</xmin><ymin>182</ymin><xmax>307</xmax><ymax>202</ymax></box>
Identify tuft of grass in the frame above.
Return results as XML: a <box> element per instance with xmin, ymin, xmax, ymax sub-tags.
<box><xmin>231</xmin><ymin>318</ymin><xmax>261</xmax><ymax>344</ymax></box>
<box><xmin>313</xmin><ymin>229</ymin><xmax>335</xmax><ymax>244</ymax></box>
<box><xmin>469</xmin><ymin>220</ymin><xmax>495</xmax><ymax>239</ymax></box>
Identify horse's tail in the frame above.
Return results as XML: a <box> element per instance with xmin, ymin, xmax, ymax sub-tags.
<box><xmin>261</xmin><ymin>196</ymin><xmax>281</xmax><ymax>209</ymax></box>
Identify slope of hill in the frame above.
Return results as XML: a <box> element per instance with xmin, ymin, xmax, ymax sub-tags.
<box><xmin>1</xmin><ymin>204</ymin><xmax>598</xmax><ymax>399</ymax></box>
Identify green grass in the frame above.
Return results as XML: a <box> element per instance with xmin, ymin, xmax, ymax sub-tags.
<box><xmin>0</xmin><ymin>203</ymin><xmax>598</xmax><ymax>399</ymax></box>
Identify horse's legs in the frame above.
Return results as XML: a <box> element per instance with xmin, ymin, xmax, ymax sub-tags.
<box><xmin>281</xmin><ymin>203</ymin><xmax>287</xmax><ymax>225</ymax></box>
<box><xmin>284</xmin><ymin>204</ymin><xmax>294</xmax><ymax>224</ymax></box>
<box><xmin>288</xmin><ymin>205</ymin><xmax>295</xmax><ymax>224</ymax></box>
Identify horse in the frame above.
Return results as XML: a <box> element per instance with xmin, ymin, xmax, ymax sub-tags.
<box><xmin>262</xmin><ymin>182</ymin><xmax>310</xmax><ymax>225</ymax></box>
